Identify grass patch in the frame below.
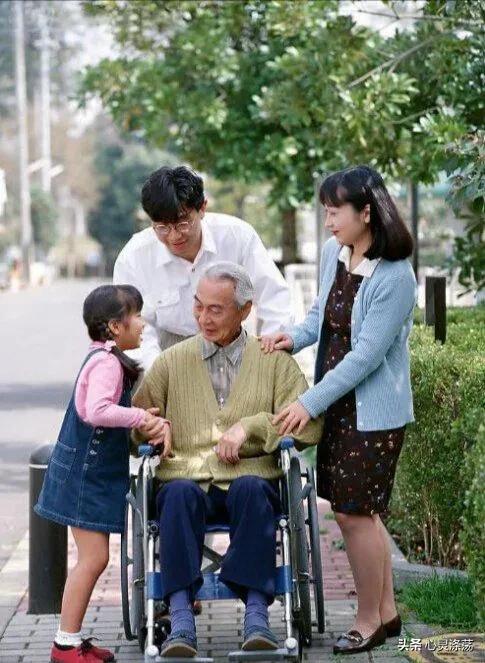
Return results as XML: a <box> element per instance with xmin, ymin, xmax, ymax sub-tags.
<box><xmin>324</xmin><ymin>512</ymin><xmax>335</xmax><ymax>520</ymax></box>
<box><xmin>399</xmin><ymin>574</ymin><xmax>478</xmax><ymax>630</ymax></box>
<box><xmin>332</xmin><ymin>538</ymin><xmax>346</xmax><ymax>551</ymax></box>
<box><xmin>319</xmin><ymin>527</ymin><xmax>328</xmax><ymax>535</ymax></box>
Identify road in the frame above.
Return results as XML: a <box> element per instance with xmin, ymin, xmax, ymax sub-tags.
<box><xmin>0</xmin><ymin>279</ymin><xmax>102</xmax><ymax>571</ymax></box>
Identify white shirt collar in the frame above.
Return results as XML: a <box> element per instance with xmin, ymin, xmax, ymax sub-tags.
<box><xmin>338</xmin><ymin>244</ymin><xmax>380</xmax><ymax>278</ymax></box>
<box><xmin>200</xmin><ymin>220</ymin><xmax>217</xmax><ymax>255</ymax></box>
<box><xmin>154</xmin><ymin>219</ymin><xmax>217</xmax><ymax>267</ymax></box>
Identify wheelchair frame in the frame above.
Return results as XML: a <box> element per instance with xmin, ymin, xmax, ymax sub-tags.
<box><xmin>121</xmin><ymin>437</ymin><xmax>325</xmax><ymax>662</ymax></box>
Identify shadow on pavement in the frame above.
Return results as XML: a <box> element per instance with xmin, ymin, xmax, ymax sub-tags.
<box><xmin>0</xmin><ymin>383</ymin><xmax>72</xmax><ymax>410</ymax></box>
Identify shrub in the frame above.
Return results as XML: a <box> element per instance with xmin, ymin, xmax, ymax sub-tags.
<box><xmin>445</xmin><ymin>304</ymin><xmax>485</xmax><ymax>326</ymax></box>
<box><xmin>460</xmin><ymin>424</ymin><xmax>485</xmax><ymax>630</ymax></box>
<box><xmin>414</xmin><ymin>303</ymin><xmax>485</xmax><ymax>327</ymax></box>
<box><xmin>388</xmin><ymin>324</ymin><xmax>485</xmax><ymax>568</ymax></box>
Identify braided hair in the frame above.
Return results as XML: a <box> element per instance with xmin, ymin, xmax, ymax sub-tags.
<box><xmin>82</xmin><ymin>285</ymin><xmax>143</xmax><ymax>386</ymax></box>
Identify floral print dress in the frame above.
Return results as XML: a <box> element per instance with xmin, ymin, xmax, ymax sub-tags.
<box><xmin>316</xmin><ymin>260</ymin><xmax>405</xmax><ymax>516</ymax></box>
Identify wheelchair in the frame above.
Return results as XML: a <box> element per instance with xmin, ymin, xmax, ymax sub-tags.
<box><xmin>121</xmin><ymin>437</ymin><xmax>325</xmax><ymax>662</ymax></box>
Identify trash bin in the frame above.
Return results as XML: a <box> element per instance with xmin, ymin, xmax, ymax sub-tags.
<box><xmin>29</xmin><ymin>444</ymin><xmax>67</xmax><ymax>614</ymax></box>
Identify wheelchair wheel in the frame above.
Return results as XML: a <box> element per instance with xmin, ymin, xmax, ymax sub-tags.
<box><xmin>289</xmin><ymin>456</ymin><xmax>312</xmax><ymax>647</ymax></box>
<box><xmin>306</xmin><ymin>467</ymin><xmax>325</xmax><ymax>633</ymax></box>
<box><xmin>121</xmin><ymin>472</ymin><xmax>145</xmax><ymax>644</ymax></box>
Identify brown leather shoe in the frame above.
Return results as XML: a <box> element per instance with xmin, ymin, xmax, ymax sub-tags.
<box><xmin>383</xmin><ymin>614</ymin><xmax>402</xmax><ymax>637</ymax></box>
<box><xmin>333</xmin><ymin>624</ymin><xmax>386</xmax><ymax>655</ymax></box>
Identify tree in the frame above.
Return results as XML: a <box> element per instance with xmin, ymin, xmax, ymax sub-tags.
<box><xmin>205</xmin><ymin>177</ymin><xmax>281</xmax><ymax>249</ymax></box>
<box><xmin>30</xmin><ymin>185</ymin><xmax>57</xmax><ymax>255</ymax></box>
<box><xmin>445</xmin><ymin>131</ymin><xmax>485</xmax><ymax>294</ymax></box>
<box><xmin>81</xmin><ymin>0</ymin><xmax>484</xmax><ymax>276</ymax></box>
<box><xmin>379</xmin><ymin>0</ymin><xmax>484</xmax><ymax>289</ymax></box>
<box><xmin>81</xmin><ymin>0</ymin><xmax>419</xmax><ymax>262</ymax></box>
<box><xmin>88</xmin><ymin>140</ymin><xmax>176</xmax><ymax>272</ymax></box>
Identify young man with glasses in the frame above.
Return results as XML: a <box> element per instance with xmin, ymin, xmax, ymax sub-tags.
<box><xmin>113</xmin><ymin>166</ymin><xmax>292</xmax><ymax>370</ymax></box>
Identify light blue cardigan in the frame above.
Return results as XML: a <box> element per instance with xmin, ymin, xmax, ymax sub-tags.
<box><xmin>291</xmin><ymin>237</ymin><xmax>417</xmax><ymax>431</ymax></box>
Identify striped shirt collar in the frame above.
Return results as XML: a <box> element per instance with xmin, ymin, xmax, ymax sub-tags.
<box><xmin>338</xmin><ymin>244</ymin><xmax>380</xmax><ymax>278</ymax></box>
<box><xmin>201</xmin><ymin>328</ymin><xmax>247</xmax><ymax>365</ymax></box>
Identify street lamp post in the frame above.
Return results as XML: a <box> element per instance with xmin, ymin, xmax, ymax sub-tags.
<box><xmin>14</xmin><ymin>0</ymin><xmax>33</xmax><ymax>282</ymax></box>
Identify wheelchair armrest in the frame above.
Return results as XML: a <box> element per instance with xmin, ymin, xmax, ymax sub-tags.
<box><xmin>279</xmin><ymin>436</ymin><xmax>295</xmax><ymax>451</ymax></box>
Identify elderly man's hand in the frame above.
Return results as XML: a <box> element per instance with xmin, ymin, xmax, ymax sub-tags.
<box><xmin>139</xmin><ymin>407</ymin><xmax>169</xmax><ymax>440</ymax></box>
<box><xmin>272</xmin><ymin>400</ymin><xmax>311</xmax><ymax>435</ymax></box>
<box><xmin>149</xmin><ymin>421</ymin><xmax>173</xmax><ymax>459</ymax></box>
<box><xmin>214</xmin><ymin>422</ymin><xmax>247</xmax><ymax>464</ymax></box>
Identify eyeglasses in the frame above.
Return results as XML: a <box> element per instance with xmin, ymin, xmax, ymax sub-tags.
<box><xmin>152</xmin><ymin>214</ymin><xmax>197</xmax><ymax>237</ymax></box>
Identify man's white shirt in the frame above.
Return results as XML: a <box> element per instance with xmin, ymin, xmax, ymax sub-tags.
<box><xmin>113</xmin><ymin>213</ymin><xmax>293</xmax><ymax>370</ymax></box>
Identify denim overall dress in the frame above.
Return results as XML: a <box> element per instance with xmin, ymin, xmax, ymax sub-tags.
<box><xmin>35</xmin><ymin>349</ymin><xmax>131</xmax><ymax>534</ymax></box>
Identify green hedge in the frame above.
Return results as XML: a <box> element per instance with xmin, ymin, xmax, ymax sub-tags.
<box><xmin>460</xmin><ymin>424</ymin><xmax>485</xmax><ymax>630</ymax></box>
<box><xmin>388</xmin><ymin>321</ymin><xmax>485</xmax><ymax>571</ymax></box>
<box><xmin>413</xmin><ymin>303</ymin><xmax>485</xmax><ymax>327</ymax></box>
<box><xmin>303</xmin><ymin>304</ymin><xmax>484</xmax><ymax>609</ymax></box>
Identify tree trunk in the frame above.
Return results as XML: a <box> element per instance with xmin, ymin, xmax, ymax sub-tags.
<box><xmin>281</xmin><ymin>207</ymin><xmax>298</xmax><ymax>265</ymax></box>
<box><xmin>408</xmin><ymin>180</ymin><xmax>419</xmax><ymax>280</ymax></box>
<box><xmin>235</xmin><ymin>194</ymin><xmax>246</xmax><ymax>220</ymax></box>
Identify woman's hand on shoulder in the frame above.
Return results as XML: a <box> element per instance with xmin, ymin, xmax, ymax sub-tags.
<box><xmin>259</xmin><ymin>332</ymin><xmax>294</xmax><ymax>354</ymax></box>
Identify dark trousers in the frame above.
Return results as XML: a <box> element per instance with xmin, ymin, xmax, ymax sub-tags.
<box><xmin>156</xmin><ymin>475</ymin><xmax>280</xmax><ymax>603</ymax></box>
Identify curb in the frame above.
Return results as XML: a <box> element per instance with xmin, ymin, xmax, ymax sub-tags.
<box><xmin>0</xmin><ymin>531</ymin><xmax>28</xmax><ymax>639</ymax></box>
<box><xmin>387</xmin><ymin>529</ymin><xmax>468</xmax><ymax>590</ymax></box>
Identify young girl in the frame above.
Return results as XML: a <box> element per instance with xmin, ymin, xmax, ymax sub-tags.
<box><xmin>35</xmin><ymin>285</ymin><xmax>169</xmax><ymax>663</ymax></box>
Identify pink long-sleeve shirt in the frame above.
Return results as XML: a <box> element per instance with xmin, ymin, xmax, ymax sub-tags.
<box><xmin>74</xmin><ymin>341</ymin><xmax>147</xmax><ymax>429</ymax></box>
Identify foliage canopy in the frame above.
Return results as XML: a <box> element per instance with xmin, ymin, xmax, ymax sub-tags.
<box><xmin>81</xmin><ymin>0</ymin><xmax>484</xmax><ymax>277</ymax></box>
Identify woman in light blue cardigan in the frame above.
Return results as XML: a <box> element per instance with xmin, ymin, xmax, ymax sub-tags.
<box><xmin>261</xmin><ymin>166</ymin><xmax>416</xmax><ymax>655</ymax></box>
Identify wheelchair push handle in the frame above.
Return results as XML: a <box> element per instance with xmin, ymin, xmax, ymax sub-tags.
<box><xmin>138</xmin><ymin>443</ymin><xmax>164</xmax><ymax>458</ymax></box>
<box><xmin>279</xmin><ymin>436</ymin><xmax>295</xmax><ymax>450</ymax></box>
<box><xmin>140</xmin><ymin>439</ymin><xmax>293</xmax><ymax>457</ymax></box>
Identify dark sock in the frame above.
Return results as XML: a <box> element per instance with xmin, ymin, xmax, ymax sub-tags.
<box><xmin>244</xmin><ymin>589</ymin><xmax>270</xmax><ymax>632</ymax></box>
<box><xmin>169</xmin><ymin>588</ymin><xmax>196</xmax><ymax>636</ymax></box>
<box><xmin>54</xmin><ymin>642</ymin><xmax>75</xmax><ymax>650</ymax></box>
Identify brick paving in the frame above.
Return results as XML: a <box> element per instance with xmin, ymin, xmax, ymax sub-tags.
<box><xmin>0</xmin><ymin>499</ymin><xmax>412</xmax><ymax>663</ymax></box>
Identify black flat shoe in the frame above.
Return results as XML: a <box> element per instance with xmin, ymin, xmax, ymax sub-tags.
<box><xmin>333</xmin><ymin>624</ymin><xmax>386</xmax><ymax>655</ymax></box>
<box><xmin>383</xmin><ymin>614</ymin><xmax>402</xmax><ymax>637</ymax></box>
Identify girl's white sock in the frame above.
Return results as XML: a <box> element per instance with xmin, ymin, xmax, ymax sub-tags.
<box><xmin>54</xmin><ymin>629</ymin><xmax>83</xmax><ymax>647</ymax></box>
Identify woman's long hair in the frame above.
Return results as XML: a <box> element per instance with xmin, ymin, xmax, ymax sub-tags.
<box><xmin>320</xmin><ymin>165</ymin><xmax>414</xmax><ymax>261</ymax></box>
<box><xmin>82</xmin><ymin>284</ymin><xmax>143</xmax><ymax>386</ymax></box>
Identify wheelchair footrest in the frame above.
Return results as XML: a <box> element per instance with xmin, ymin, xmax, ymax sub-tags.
<box><xmin>148</xmin><ymin>565</ymin><xmax>292</xmax><ymax>601</ymax></box>
<box><xmin>227</xmin><ymin>647</ymin><xmax>299</xmax><ymax>662</ymax></box>
<box><xmin>145</xmin><ymin>655</ymin><xmax>213</xmax><ymax>663</ymax></box>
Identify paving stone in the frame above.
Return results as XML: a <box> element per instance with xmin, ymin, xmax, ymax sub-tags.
<box><xmin>0</xmin><ymin>500</ymin><xmax>443</xmax><ymax>663</ymax></box>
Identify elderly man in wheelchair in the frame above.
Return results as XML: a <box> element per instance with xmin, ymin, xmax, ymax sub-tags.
<box><xmin>127</xmin><ymin>262</ymin><xmax>324</xmax><ymax>662</ymax></box>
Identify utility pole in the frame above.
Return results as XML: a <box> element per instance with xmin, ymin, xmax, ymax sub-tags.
<box><xmin>14</xmin><ymin>0</ymin><xmax>32</xmax><ymax>282</ymax></box>
<box><xmin>39</xmin><ymin>3</ymin><xmax>51</xmax><ymax>193</ymax></box>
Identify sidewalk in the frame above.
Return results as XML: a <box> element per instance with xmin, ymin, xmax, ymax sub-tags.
<box><xmin>0</xmin><ymin>500</ymin><xmax>413</xmax><ymax>663</ymax></box>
